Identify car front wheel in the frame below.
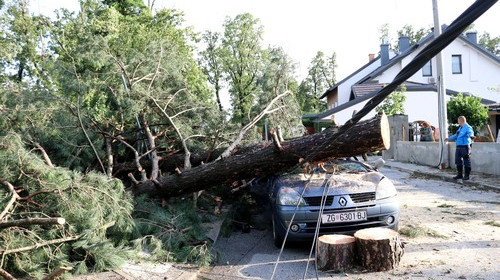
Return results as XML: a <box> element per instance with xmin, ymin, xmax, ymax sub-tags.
<box><xmin>272</xmin><ymin>214</ymin><xmax>284</xmax><ymax>248</ymax></box>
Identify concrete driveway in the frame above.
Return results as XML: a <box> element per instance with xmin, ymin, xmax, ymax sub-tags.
<box><xmin>199</xmin><ymin>167</ymin><xmax>500</xmax><ymax>280</ymax></box>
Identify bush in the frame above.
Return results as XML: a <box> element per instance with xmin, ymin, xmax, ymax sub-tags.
<box><xmin>447</xmin><ymin>93</ymin><xmax>488</xmax><ymax>135</ymax></box>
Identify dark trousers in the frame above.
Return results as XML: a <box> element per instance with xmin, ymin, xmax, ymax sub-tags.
<box><xmin>455</xmin><ymin>145</ymin><xmax>471</xmax><ymax>168</ymax></box>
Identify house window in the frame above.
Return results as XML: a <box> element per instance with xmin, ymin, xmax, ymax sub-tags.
<box><xmin>452</xmin><ymin>55</ymin><xmax>462</xmax><ymax>74</ymax></box>
<box><xmin>422</xmin><ymin>60</ymin><xmax>432</xmax><ymax>76</ymax></box>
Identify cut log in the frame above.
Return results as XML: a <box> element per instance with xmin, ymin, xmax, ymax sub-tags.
<box><xmin>354</xmin><ymin>227</ymin><xmax>404</xmax><ymax>271</ymax></box>
<box><xmin>134</xmin><ymin>112</ymin><xmax>390</xmax><ymax>198</ymax></box>
<box><xmin>316</xmin><ymin>234</ymin><xmax>356</xmax><ymax>272</ymax></box>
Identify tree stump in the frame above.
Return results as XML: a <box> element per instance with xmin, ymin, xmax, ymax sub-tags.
<box><xmin>316</xmin><ymin>234</ymin><xmax>356</xmax><ymax>272</ymax></box>
<box><xmin>354</xmin><ymin>228</ymin><xmax>404</xmax><ymax>271</ymax></box>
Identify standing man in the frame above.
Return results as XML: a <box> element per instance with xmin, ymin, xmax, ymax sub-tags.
<box><xmin>445</xmin><ymin>116</ymin><xmax>474</xmax><ymax>180</ymax></box>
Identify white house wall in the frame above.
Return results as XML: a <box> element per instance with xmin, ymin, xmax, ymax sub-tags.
<box><xmin>321</xmin><ymin>99</ymin><xmax>375</xmax><ymax>125</ymax></box>
<box><xmin>393</xmin><ymin>39</ymin><xmax>500</xmax><ymax>102</ymax></box>
<box><xmin>336</xmin><ymin>60</ymin><xmax>382</xmax><ymax>105</ymax></box>
<box><xmin>375</xmin><ymin>64</ymin><xmax>402</xmax><ymax>84</ymax></box>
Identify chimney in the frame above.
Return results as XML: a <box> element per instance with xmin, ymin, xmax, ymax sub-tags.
<box><xmin>368</xmin><ymin>53</ymin><xmax>375</xmax><ymax>62</ymax></box>
<box><xmin>380</xmin><ymin>43</ymin><xmax>389</xmax><ymax>65</ymax></box>
<box><xmin>466</xmin><ymin>31</ymin><xmax>477</xmax><ymax>44</ymax></box>
<box><xmin>398</xmin><ymin>36</ymin><xmax>410</xmax><ymax>52</ymax></box>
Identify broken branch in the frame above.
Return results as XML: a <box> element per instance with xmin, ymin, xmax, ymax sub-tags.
<box><xmin>270</xmin><ymin>130</ymin><xmax>283</xmax><ymax>151</ymax></box>
<box><xmin>0</xmin><ymin>235</ymin><xmax>80</xmax><ymax>255</ymax></box>
<box><xmin>0</xmin><ymin>268</ymin><xmax>17</xmax><ymax>280</ymax></box>
<box><xmin>0</xmin><ymin>178</ymin><xmax>20</xmax><ymax>221</ymax></box>
<box><xmin>0</xmin><ymin>217</ymin><xmax>66</xmax><ymax>229</ymax></box>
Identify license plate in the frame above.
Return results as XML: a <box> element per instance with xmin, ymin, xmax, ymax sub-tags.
<box><xmin>321</xmin><ymin>211</ymin><xmax>367</xmax><ymax>224</ymax></box>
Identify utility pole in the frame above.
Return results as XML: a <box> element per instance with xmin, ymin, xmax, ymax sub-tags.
<box><xmin>432</xmin><ymin>0</ymin><xmax>449</xmax><ymax>169</ymax></box>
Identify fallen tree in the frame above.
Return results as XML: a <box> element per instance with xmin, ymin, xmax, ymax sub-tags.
<box><xmin>132</xmin><ymin>0</ymin><xmax>499</xmax><ymax>198</ymax></box>
<box><xmin>133</xmin><ymin>112</ymin><xmax>390</xmax><ymax>198</ymax></box>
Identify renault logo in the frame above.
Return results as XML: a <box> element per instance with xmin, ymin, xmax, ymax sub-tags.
<box><xmin>338</xmin><ymin>197</ymin><xmax>347</xmax><ymax>207</ymax></box>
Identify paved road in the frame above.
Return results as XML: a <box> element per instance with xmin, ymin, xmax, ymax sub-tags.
<box><xmin>199</xmin><ymin>167</ymin><xmax>500</xmax><ymax>280</ymax></box>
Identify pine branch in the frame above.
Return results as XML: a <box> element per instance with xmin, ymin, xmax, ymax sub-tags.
<box><xmin>35</xmin><ymin>143</ymin><xmax>54</xmax><ymax>167</ymax></box>
<box><xmin>0</xmin><ymin>268</ymin><xmax>17</xmax><ymax>280</ymax></box>
<box><xmin>0</xmin><ymin>217</ymin><xmax>66</xmax><ymax>229</ymax></box>
<box><xmin>217</xmin><ymin>90</ymin><xmax>290</xmax><ymax>160</ymax></box>
<box><xmin>41</xmin><ymin>267</ymin><xmax>72</xmax><ymax>280</ymax></box>
<box><xmin>0</xmin><ymin>235</ymin><xmax>80</xmax><ymax>255</ymax></box>
<box><xmin>0</xmin><ymin>178</ymin><xmax>20</xmax><ymax>221</ymax></box>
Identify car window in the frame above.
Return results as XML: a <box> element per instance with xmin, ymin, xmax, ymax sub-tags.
<box><xmin>333</xmin><ymin>162</ymin><xmax>368</xmax><ymax>173</ymax></box>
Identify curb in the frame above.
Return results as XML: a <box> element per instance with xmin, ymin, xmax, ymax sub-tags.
<box><xmin>383</xmin><ymin>164</ymin><xmax>500</xmax><ymax>193</ymax></box>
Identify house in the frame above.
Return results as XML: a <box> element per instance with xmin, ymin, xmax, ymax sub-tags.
<box><xmin>309</xmin><ymin>28</ymin><xmax>500</xmax><ymax>139</ymax></box>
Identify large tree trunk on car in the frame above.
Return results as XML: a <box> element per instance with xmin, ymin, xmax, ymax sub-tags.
<box><xmin>316</xmin><ymin>234</ymin><xmax>356</xmax><ymax>272</ymax></box>
<box><xmin>133</xmin><ymin>112</ymin><xmax>390</xmax><ymax>198</ymax></box>
<box><xmin>113</xmin><ymin>144</ymin><xmax>269</xmax><ymax>177</ymax></box>
<box><xmin>354</xmin><ymin>228</ymin><xmax>404</xmax><ymax>271</ymax></box>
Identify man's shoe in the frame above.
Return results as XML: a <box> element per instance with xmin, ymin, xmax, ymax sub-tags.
<box><xmin>453</xmin><ymin>166</ymin><xmax>463</xmax><ymax>180</ymax></box>
<box><xmin>463</xmin><ymin>167</ymin><xmax>471</xmax><ymax>180</ymax></box>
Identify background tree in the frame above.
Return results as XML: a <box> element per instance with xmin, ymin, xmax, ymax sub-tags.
<box><xmin>447</xmin><ymin>93</ymin><xmax>488</xmax><ymax>135</ymax></box>
<box><xmin>379</xmin><ymin>23</ymin><xmax>390</xmax><ymax>43</ymax></box>
<box><xmin>396</xmin><ymin>24</ymin><xmax>430</xmax><ymax>51</ymax></box>
<box><xmin>375</xmin><ymin>85</ymin><xmax>407</xmax><ymax>115</ymax></box>
<box><xmin>221</xmin><ymin>13</ymin><xmax>264</xmax><ymax>127</ymax></box>
<box><xmin>378</xmin><ymin>23</ymin><xmax>431</xmax><ymax>52</ymax></box>
<box><xmin>478</xmin><ymin>32</ymin><xmax>499</xmax><ymax>56</ymax></box>
<box><xmin>296</xmin><ymin>51</ymin><xmax>336</xmax><ymax>113</ymax></box>
<box><xmin>256</xmin><ymin>46</ymin><xmax>303</xmax><ymax>138</ymax></box>
<box><xmin>199</xmin><ymin>31</ymin><xmax>225</xmax><ymax>112</ymax></box>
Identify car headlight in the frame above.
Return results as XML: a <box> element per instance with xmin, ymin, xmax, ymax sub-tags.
<box><xmin>376</xmin><ymin>178</ymin><xmax>397</xmax><ymax>199</ymax></box>
<box><xmin>278</xmin><ymin>187</ymin><xmax>306</xmax><ymax>206</ymax></box>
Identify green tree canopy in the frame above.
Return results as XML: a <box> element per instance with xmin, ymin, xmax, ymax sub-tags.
<box><xmin>479</xmin><ymin>32</ymin><xmax>500</xmax><ymax>56</ymax></box>
<box><xmin>296</xmin><ymin>51</ymin><xmax>336</xmax><ymax>113</ymax></box>
<box><xmin>221</xmin><ymin>13</ymin><xmax>264</xmax><ymax>127</ymax></box>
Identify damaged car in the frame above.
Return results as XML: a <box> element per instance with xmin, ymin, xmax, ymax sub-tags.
<box><xmin>267</xmin><ymin>158</ymin><xmax>399</xmax><ymax>247</ymax></box>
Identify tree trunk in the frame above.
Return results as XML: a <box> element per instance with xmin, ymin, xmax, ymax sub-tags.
<box><xmin>354</xmin><ymin>227</ymin><xmax>404</xmax><ymax>271</ymax></box>
<box><xmin>114</xmin><ymin>141</ymin><xmax>269</xmax><ymax>176</ymax></box>
<box><xmin>141</xmin><ymin>115</ymin><xmax>159</xmax><ymax>179</ymax></box>
<box><xmin>316</xmin><ymin>234</ymin><xmax>356</xmax><ymax>272</ymax></box>
<box><xmin>133</xmin><ymin>112</ymin><xmax>390</xmax><ymax>198</ymax></box>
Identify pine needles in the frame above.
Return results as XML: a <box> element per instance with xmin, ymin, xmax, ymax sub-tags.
<box><xmin>0</xmin><ymin>133</ymin><xmax>134</xmax><ymax>278</ymax></box>
<box><xmin>0</xmin><ymin>133</ymin><xmax>215</xmax><ymax>279</ymax></box>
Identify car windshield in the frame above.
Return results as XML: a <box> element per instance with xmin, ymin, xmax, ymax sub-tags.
<box><xmin>287</xmin><ymin>161</ymin><xmax>368</xmax><ymax>176</ymax></box>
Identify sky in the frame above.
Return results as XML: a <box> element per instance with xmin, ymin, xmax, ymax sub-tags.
<box><xmin>31</xmin><ymin>0</ymin><xmax>499</xmax><ymax>82</ymax></box>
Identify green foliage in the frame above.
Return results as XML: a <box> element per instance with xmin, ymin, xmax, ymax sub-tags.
<box><xmin>396</xmin><ymin>24</ymin><xmax>430</xmax><ymax>50</ymax></box>
<box><xmin>446</xmin><ymin>93</ymin><xmax>488</xmax><ymax>134</ymax></box>
<box><xmin>376</xmin><ymin>85</ymin><xmax>407</xmax><ymax>115</ymax></box>
<box><xmin>378</xmin><ymin>23</ymin><xmax>431</xmax><ymax>52</ymax></box>
<box><xmin>256</xmin><ymin>46</ymin><xmax>304</xmax><ymax>138</ymax></box>
<box><xmin>221</xmin><ymin>13</ymin><xmax>264</xmax><ymax>126</ymax></box>
<box><xmin>0</xmin><ymin>133</ymin><xmax>134</xmax><ymax>278</ymax></box>
<box><xmin>199</xmin><ymin>31</ymin><xmax>225</xmax><ymax>112</ymax></box>
<box><xmin>130</xmin><ymin>196</ymin><xmax>214</xmax><ymax>266</ymax></box>
<box><xmin>0</xmin><ymin>0</ymin><xmax>48</xmax><ymax>82</ymax></box>
<box><xmin>479</xmin><ymin>32</ymin><xmax>500</xmax><ymax>56</ymax></box>
<box><xmin>296</xmin><ymin>51</ymin><xmax>336</xmax><ymax>113</ymax></box>
<box><xmin>379</xmin><ymin>23</ymin><xmax>390</xmax><ymax>43</ymax></box>
<box><xmin>102</xmin><ymin>0</ymin><xmax>148</xmax><ymax>16</ymax></box>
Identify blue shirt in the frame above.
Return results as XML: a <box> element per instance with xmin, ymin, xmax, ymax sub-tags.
<box><xmin>448</xmin><ymin>123</ymin><xmax>474</xmax><ymax>146</ymax></box>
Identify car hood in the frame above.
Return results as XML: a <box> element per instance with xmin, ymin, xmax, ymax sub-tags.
<box><xmin>277</xmin><ymin>171</ymin><xmax>384</xmax><ymax>197</ymax></box>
